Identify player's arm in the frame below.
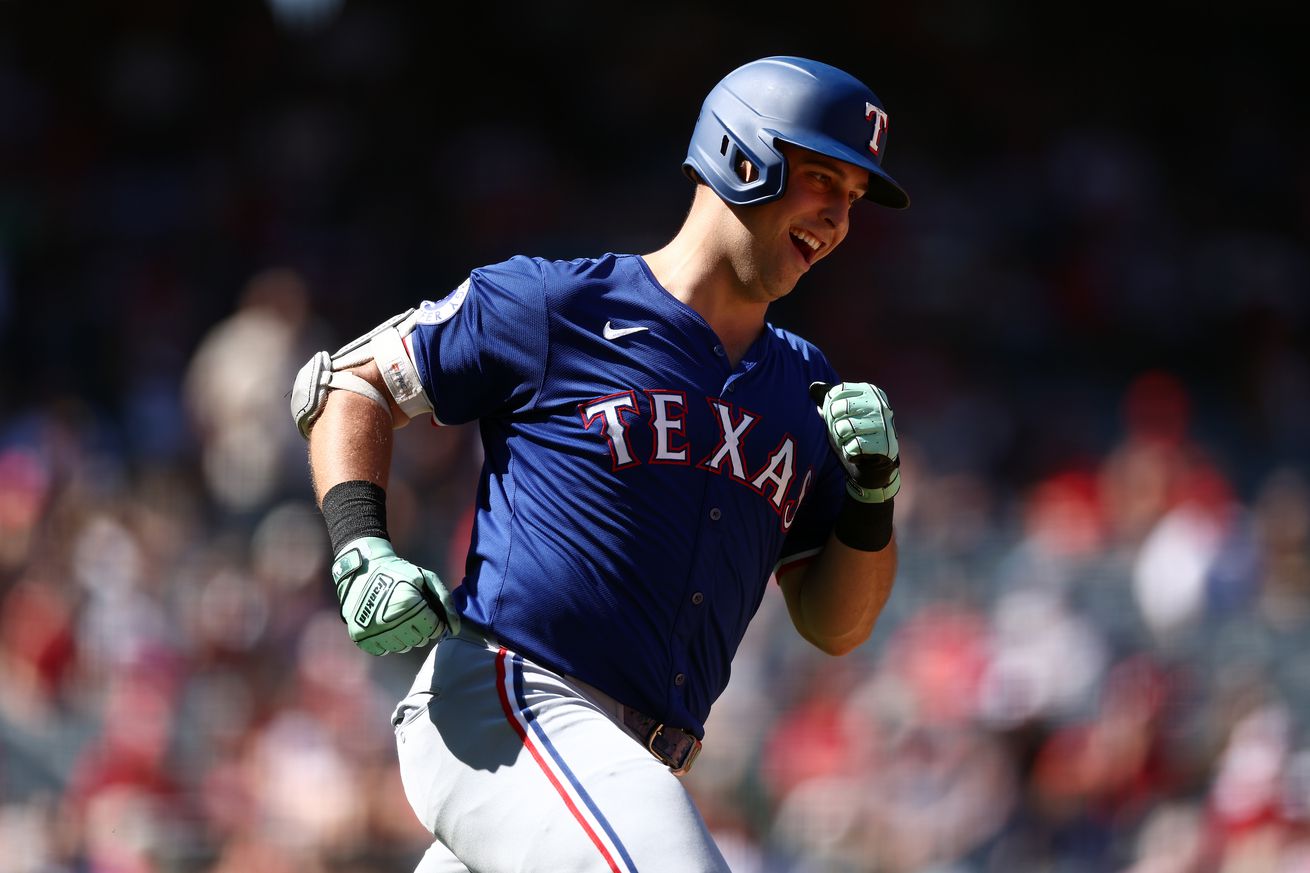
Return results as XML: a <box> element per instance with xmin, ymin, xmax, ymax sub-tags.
<box><xmin>290</xmin><ymin>314</ymin><xmax>460</xmax><ymax>655</ymax></box>
<box><xmin>778</xmin><ymin>382</ymin><xmax>901</xmax><ymax>656</ymax></box>
<box><xmin>777</xmin><ymin>528</ymin><xmax>897</xmax><ymax>656</ymax></box>
<box><xmin>308</xmin><ymin>360</ymin><xmax>407</xmax><ymax>499</ymax></box>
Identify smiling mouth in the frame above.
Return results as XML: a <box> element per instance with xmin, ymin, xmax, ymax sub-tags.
<box><xmin>790</xmin><ymin>227</ymin><xmax>824</xmax><ymax>264</ymax></box>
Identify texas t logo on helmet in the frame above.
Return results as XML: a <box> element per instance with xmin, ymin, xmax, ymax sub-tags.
<box><xmin>865</xmin><ymin>103</ymin><xmax>889</xmax><ymax>155</ymax></box>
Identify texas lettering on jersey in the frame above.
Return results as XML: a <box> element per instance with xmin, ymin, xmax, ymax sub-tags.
<box><xmin>579</xmin><ymin>389</ymin><xmax>814</xmax><ymax>532</ymax></box>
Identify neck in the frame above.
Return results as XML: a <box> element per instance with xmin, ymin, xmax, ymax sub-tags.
<box><xmin>643</xmin><ymin>189</ymin><xmax>768</xmax><ymax>365</ymax></box>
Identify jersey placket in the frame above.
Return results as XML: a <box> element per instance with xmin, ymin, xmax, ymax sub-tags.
<box><xmin>667</xmin><ymin>338</ymin><xmax>768</xmax><ymax>722</ymax></box>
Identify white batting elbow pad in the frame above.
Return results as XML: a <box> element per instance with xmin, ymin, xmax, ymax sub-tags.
<box><xmin>371</xmin><ymin>325</ymin><xmax>433</xmax><ymax>421</ymax></box>
<box><xmin>290</xmin><ymin>308</ymin><xmax>434</xmax><ymax>439</ymax></box>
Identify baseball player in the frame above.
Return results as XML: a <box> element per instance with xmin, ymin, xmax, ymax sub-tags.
<box><xmin>291</xmin><ymin>56</ymin><xmax>908</xmax><ymax>872</ymax></box>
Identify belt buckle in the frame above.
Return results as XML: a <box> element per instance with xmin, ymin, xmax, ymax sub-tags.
<box><xmin>645</xmin><ymin>723</ymin><xmax>703</xmax><ymax>776</ymax></box>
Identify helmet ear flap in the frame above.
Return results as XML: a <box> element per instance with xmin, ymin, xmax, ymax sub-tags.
<box><xmin>683</xmin><ymin>108</ymin><xmax>787</xmax><ymax>204</ymax></box>
<box><xmin>720</xmin><ymin>127</ymin><xmax>784</xmax><ymax>200</ymax></box>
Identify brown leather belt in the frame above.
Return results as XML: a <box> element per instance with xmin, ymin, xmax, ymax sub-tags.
<box><xmin>619</xmin><ymin>706</ymin><xmax>702</xmax><ymax>776</ymax></box>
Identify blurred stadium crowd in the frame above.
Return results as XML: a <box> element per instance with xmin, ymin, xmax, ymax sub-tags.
<box><xmin>1</xmin><ymin>2</ymin><xmax>1307</xmax><ymax>871</ymax></box>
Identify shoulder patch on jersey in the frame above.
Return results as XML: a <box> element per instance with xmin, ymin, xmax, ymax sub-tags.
<box><xmin>416</xmin><ymin>278</ymin><xmax>471</xmax><ymax>325</ymax></box>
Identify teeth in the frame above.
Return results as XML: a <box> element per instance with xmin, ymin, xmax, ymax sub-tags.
<box><xmin>791</xmin><ymin>228</ymin><xmax>821</xmax><ymax>251</ymax></box>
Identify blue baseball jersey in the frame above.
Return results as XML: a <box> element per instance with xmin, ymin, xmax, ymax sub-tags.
<box><xmin>407</xmin><ymin>253</ymin><xmax>847</xmax><ymax>738</ymax></box>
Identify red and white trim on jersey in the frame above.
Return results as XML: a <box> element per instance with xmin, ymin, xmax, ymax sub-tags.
<box><xmin>773</xmin><ymin>546</ymin><xmax>823</xmax><ymax>581</ymax></box>
<box><xmin>494</xmin><ymin>647</ymin><xmax>640</xmax><ymax>873</ymax></box>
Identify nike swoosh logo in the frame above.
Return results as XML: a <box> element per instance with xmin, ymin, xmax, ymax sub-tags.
<box><xmin>603</xmin><ymin>321</ymin><xmax>650</xmax><ymax>340</ymax></box>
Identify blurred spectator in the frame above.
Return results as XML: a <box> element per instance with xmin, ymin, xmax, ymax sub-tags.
<box><xmin>183</xmin><ymin>267</ymin><xmax>328</xmax><ymax>514</ymax></box>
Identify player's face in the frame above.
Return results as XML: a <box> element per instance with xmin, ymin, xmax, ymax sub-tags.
<box><xmin>735</xmin><ymin>143</ymin><xmax>870</xmax><ymax>301</ymax></box>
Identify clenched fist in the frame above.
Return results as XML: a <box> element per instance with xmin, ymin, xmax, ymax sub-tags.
<box><xmin>330</xmin><ymin>537</ymin><xmax>461</xmax><ymax>655</ymax></box>
<box><xmin>811</xmin><ymin>381</ymin><xmax>900</xmax><ymax>504</ymax></box>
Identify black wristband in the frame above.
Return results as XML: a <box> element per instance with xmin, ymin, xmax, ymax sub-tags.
<box><xmin>320</xmin><ymin>480</ymin><xmax>390</xmax><ymax>555</ymax></box>
<box><xmin>834</xmin><ymin>496</ymin><xmax>895</xmax><ymax>552</ymax></box>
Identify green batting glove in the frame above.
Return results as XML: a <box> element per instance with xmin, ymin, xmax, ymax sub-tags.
<box><xmin>330</xmin><ymin>536</ymin><xmax>461</xmax><ymax>655</ymax></box>
<box><xmin>811</xmin><ymin>381</ymin><xmax>901</xmax><ymax>503</ymax></box>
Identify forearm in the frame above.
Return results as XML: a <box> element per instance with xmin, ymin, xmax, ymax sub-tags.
<box><xmin>780</xmin><ymin>534</ymin><xmax>897</xmax><ymax>656</ymax></box>
<box><xmin>308</xmin><ymin>363</ymin><xmax>406</xmax><ymax>504</ymax></box>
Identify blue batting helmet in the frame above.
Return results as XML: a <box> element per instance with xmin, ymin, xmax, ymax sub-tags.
<box><xmin>683</xmin><ymin>56</ymin><xmax>909</xmax><ymax>209</ymax></box>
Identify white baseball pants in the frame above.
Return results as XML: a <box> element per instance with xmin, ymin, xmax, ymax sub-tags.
<box><xmin>392</xmin><ymin>628</ymin><xmax>730</xmax><ymax>872</ymax></box>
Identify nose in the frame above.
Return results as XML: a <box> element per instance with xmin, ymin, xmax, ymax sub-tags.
<box><xmin>822</xmin><ymin>198</ymin><xmax>851</xmax><ymax>237</ymax></box>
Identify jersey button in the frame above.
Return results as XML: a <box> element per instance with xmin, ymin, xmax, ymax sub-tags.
<box><xmin>674</xmin><ymin>673</ymin><xmax>686</xmax><ymax>686</ymax></box>
<box><xmin>691</xmin><ymin>592</ymin><xmax>704</xmax><ymax>605</ymax></box>
<box><xmin>709</xmin><ymin>507</ymin><xmax>722</xmax><ymax>521</ymax></box>
<box><xmin>712</xmin><ymin>344</ymin><xmax>725</xmax><ymax>356</ymax></box>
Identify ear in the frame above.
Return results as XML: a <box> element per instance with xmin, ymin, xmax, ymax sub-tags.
<box><xmin>735</xmin><ymin>158</ymin><xmax>759</xmax><ymax>184</ymax></box>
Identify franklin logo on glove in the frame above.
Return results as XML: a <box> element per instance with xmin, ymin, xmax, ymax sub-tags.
<box><xmin>356</xmin><ymin>574</ymin><xmax>391</xmax><ymax>625</ymax></box>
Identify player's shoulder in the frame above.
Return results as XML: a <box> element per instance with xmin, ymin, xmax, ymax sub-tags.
<box><xmin>527</xmin><ymin>252</ymin><xmax>639</xmax><ymax>290</ymax></box>
<box><xmin>763</xmin><ymin>323</ymin><xmax>841</xmax><ymax>381</ymax></box>
<box><xmin>470</xmin><ymin>253</ymin><xmax>636</xmax><ymax>295</ymax></box>
<box><xmin>467</xmin><ymin>254</ymin><xmax>543</xmax><ymax>292</ymax></box>
<box><xmin>765</xmin><ymin>323</ymin><xmax>827</xmax><ymax>362</ymax></box>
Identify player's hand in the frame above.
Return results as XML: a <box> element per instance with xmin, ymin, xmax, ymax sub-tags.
<box><xmin>330</xmin><ymin>536</ymin><xmax>461</xmax><ymax>655</ymax></box>
<box><xmin>810</xmin><ymin>381</ymin><xmax>900</xmax><ymax>503</ymax></box>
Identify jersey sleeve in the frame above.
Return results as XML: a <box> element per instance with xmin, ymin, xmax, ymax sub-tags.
<box><xmin>774</xmin><ymin>353</ymin><xmax>847</xmax><ymax>577</ymax></box>
<box><xmin>407</xmin><ymin>256</ymin><xmax>549</xmax><ymax>425</ymax></box>
<box><xmin>775</xmin><ymin>452</ymin><xmax>846</xmax><ymax>576</ymax></box>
